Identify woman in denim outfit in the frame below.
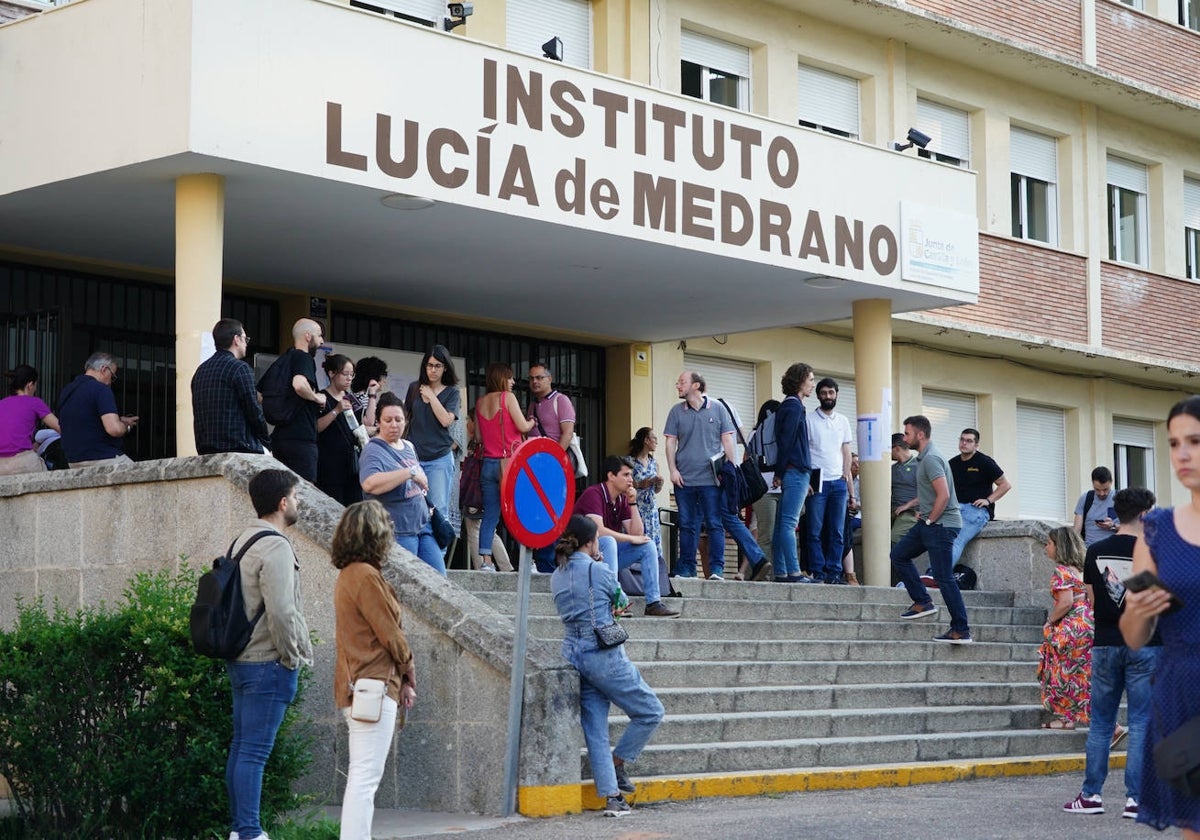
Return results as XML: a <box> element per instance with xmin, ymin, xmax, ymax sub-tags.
<box><xmin>550</xmin><ymin>515</ymin><xmax>664</xmax><ymax>817</ymax></box>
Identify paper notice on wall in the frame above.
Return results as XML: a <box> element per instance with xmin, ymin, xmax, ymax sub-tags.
<box><xmin>881</xmin><ymin>387</ymin><xmax>893</xmax><ymax>430</ymax></box>
<box><xmin>200</xmin><ymin>332</ymin><xmax>215</xmax><ymax>363</ymax></box>
<box><xmin>858</xmin><ymin>414</ymin><xmax>884</xmax><ymax>461</ymax></box>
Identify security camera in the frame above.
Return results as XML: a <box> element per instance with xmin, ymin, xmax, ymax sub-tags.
<box><xmin>448</xmin><ymin>2</ymin><xmax>473</xmax><ymax>17</ymax></box>
<box><xmin>894</xmin><ymin>127</ymin><xmax>933</xmax><ymax>152</ymax></box>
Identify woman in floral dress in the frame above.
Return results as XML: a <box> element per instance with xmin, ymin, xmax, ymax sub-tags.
<box><xmin>628</xmin><ymin>427</ymin><xmax>664</xmax><ymax>563</ymax></box>
<box><xmin>1038</xmin><ymin>525</ymin><xmax>1094</xmax><ymax>729</ymax></box>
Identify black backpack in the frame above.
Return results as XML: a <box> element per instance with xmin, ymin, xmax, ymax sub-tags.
<box><xmin>190</xmin><ymin>530</ymin><xmax>278</xmax><ymax>659</ymax></box>
<box><xmin>258</xmin><ymin>353</ymin><xmax>296</xmax><ymax>426</ymax></box>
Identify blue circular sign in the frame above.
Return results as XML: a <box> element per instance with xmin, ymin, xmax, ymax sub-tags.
<box><xmin>500</xmin><ymin>438</ymin><xmax>576</xmax><ymax>548</ymax></box>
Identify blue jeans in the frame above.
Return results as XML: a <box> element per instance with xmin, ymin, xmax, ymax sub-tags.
<box><xmin>226</xmin><ymin>660</ymin><xmax>299</xmax><ymax>839</ymax></box>
<box><xmin>721</xmin><ymin>508</ymin><xmax>765</xmax><ymax>574</ymax></box>
<box><xmin>534</xmin><ymin>545</ymin><xmax>557</xmax><ymax>574</ymax></box>
<box><xmin>950</xmin><ymin>503</ymin><xmax>990</xmax><ymax>564</ymax></box>
<box><xmin>891</xmin><ymin>520</ymin><xmax>970</xmax><ymax>634</ymax></box>
<box><xmin>397</xmin><ymin>524</ymin><xmax>447</xmax><ymax>575</ymax></box>
<box><xmin>674</xmin><ymin>484</ymin><xmax>723</xmax><ymax>577</ymax></box>
<box><xmin>420</xmin><ymin>451</ymin><xmax>455</xmax><ymax>523</ymax></box>
<box><xmin>561</xmin><ymin>629</ymin><xmax>664</xmax><ymax>798</ymax></box>
<box><xmin>805</xmin><ymin>477</ymin><xmax>849</xmax><ymax>581</ymax></box>
<box><xmin>598</xmin><ymin>535</ymin><xmax>661</xmax><ymax>603</ymax></box>
<box><xmin>478</xmin><ymin>457</ymin><xmax>502</xmax><ymax>558</ymax></box>
<box><xmin>1083</xmin><ymin>645</ymin><xmax>1160</xmax><ymax>799</ymax></box>
<box><xmin>773</xmin><ymin>468</ymin><xmax>811</xmax><ymax>578</ymax></box>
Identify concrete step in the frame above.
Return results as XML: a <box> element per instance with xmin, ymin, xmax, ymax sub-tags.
<box><xmin>651</xmin><ymin>681</ymin><xmax>1042</xmax><ymax>714</ymax></box>
<box><xmin>525</xmin><ymin>615</ymin><xmax>1044</xmax><ymax>645</ymax></box>
<box><xmin>595</xmin><ymin>728</ymin><xmax>1091</xmax><ymax>777</ymax></box>
<box><xmin>613</xmin><ymin>703</ymin><xmax>1046</xmax><ymax>744</ymax></box>
<box><xmin>449</xmin><ymin>570</ymin><xmax>1020</xmax><ymax>607</ymax></box>
<box><xmin>470</xmin><ymin>590</ymin><xmax>1045</xmax><ymax>626</ymax></box>
<box><xmin>621</xmin><ymin>637</ymin><xmax>1034</xmax><ymax>663</ymax></box>
<box><xmin>631</xmin><ymin>659</ymin><xmax>1037</xmax><ymax>688</ymax></box>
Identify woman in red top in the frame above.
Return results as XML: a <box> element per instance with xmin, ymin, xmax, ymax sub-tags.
<box><xmin>474</xmin><ymin>362</ymin><xmax>534</xmax><ymax>569</ymax></box>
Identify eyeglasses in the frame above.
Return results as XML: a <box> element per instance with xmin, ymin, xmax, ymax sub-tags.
<box><xmin>425</xmin><ymin>361</ymin><xmax>444</xmax><ymax>370</ymax></box>
<box><xmin>239</xmin><ymin>333</ymin><xmax>251</xmax><ymax>343</ymax></box>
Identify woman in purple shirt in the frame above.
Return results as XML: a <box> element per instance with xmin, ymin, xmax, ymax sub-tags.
<box><xmin>0</xmin><ymin>365</ymin><xmax>60</xmax><ymax>476</ymax></box>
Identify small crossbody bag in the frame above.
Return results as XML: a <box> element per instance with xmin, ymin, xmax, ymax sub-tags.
<box><xmin>587</xmin><ymin>563</ymin><xmax>629</xmax><ymax>649</ymax></box>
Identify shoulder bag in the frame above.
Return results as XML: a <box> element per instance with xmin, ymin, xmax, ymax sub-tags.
<box><xmin>588</xmin><ymin>563</ymin><xmax>629</xmax><ymax>649</ymax></box>
<box><xmin>716</xmin><ymin>398</ymin><xmax>768</xmax><ymax>507</ymax></box>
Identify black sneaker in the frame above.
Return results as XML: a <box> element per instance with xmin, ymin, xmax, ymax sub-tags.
<box><xmin>613</xmin><ymin>760</ymin><xmax>635</xmax><ymax>794</ymax></box>
<box><xmin>603</xmin><ymin>794</ymin><xmax>631</xmax><ymax>817</ymax></box>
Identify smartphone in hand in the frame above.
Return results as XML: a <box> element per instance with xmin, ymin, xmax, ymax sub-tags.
<box><xmin>1122</xmin><ymin>570</ymin><xmax>1185</xmax><ymax>614</ymax></box>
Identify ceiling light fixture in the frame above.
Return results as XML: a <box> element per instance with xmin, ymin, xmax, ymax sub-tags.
<box><xmin>380</xmin><ymin>193</ymin><xmax>436</xmax><ymax>210</ymax></box>
<box><xmin>803</xmin><ymin>275</ymin><xmax>845</xmax><ymax>289</ymax></box>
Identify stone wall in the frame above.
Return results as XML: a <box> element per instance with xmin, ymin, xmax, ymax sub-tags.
<box><xmin>0</xmin><ymin>454</ymin><xmax>582</xmax><ymax>815</ymax></box>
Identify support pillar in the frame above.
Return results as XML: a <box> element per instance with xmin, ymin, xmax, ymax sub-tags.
<box><xmin>175</xmin><ymin>174</ymin><xmax>225</xmax><ymax>457</ymax></box>
<box><xmin>852</xmin><ymin>299</ymin><xmax>893</xmax><ymax>587</ymax></box>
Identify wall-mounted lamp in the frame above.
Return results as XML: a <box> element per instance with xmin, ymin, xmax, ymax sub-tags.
<box><xmin>443</xmin><ymin>2</ymin><xmax>473</xmax><ymax>31</ymax></box>
<box><xmin>542</xmin><ymin>36</ymin><xmax>564</xmax><ymax>62</ymax></box>
<box><xmin>893</xmin><ymin>127</ymin><xmax>932</xmax><ymax>152</ymax></box>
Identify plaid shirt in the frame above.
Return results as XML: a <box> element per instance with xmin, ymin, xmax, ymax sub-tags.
<box><xmin>190</xmin><ymin>349</ymin><xmax>270</xmax><ymax>454</ymax></box>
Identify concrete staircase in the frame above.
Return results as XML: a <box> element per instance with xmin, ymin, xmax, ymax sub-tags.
<box><xmin>451</xmin><ymin>572</ymin><xmax>1092</xmax><ymax>787</ymax></box>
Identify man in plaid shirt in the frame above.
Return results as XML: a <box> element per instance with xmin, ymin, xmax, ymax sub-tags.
<box><xmin>191</xmin><ymin>318</ymin><xmax>270</xmax><ymax>455</ymax></box>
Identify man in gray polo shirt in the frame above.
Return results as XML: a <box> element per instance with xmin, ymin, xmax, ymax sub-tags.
<box><xmin>664</xmin><ymin>370</ymin><xmax>736</xmax><ymax>578</ymax></box>
<box><xmin>890</xmin><ymin>414</ymin><xmax>972</xmax><ymax>644</ymax></box>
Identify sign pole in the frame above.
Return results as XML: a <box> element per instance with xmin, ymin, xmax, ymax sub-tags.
<box><xmin>501</xmin><ymin>543</ymin><xmax>533</xmax><ymax>816</ymax></box>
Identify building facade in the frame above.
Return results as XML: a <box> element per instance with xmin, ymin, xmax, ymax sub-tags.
<box><xmin>1</xmin><ymin>0</ymin><xmax>1196</xmax><ymax>584</ymax></box>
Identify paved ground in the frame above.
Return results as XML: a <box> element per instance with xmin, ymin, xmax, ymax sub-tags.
<box><xmin>350</xmin><ymin>771</ymin><xmax>1162</xmax><ymax>839</ymax></box>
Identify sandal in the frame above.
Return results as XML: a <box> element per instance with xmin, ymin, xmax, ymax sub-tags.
<box><xmin>612</xmin><ymin>607</ymin><xmax>634</xmax><ymax>619</ymax></box>
<box><xmin>1040</xmin><ymin>720</ymin><xmax>1075</xmax><ymax>730</ymax></box>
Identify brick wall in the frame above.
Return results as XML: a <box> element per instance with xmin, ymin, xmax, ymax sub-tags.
<box><xmin>905</xmin><ymin>0</ymin><xmax>1083</xmax><ymax>60</ymax></box>
<box><xmin>1096</xmin><ymin>0</ymin><xmax>1200</xmax><ymax>103</ymax></box>
<box><xmin>926</xmin><ymin>234</ymin><xmax>1089</xmax><ymax>343</ymax></box>
<box><xmin>1102</xmin><ymin>262</ymin><xmax>1200</xmax><ymax>364</ymax></box>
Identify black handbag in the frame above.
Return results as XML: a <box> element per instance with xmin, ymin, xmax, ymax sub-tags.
<box><xmin>588</xmin><ymin>564</ymin><xmax>628</xmax><ymax>649</ymax></box>
<box><xmin>716</xmin><ymin>399</ymin><xmax>767</xmax><ymax>507</ymax></box>
<box><xmin>426</xmin><ymin>499</ymin><xmax>456</xmax><ymax>549</ymax></box>
<box><xmin>1155</xmin><ymin>714</ymin><xmax>1200</xmax><ymax>796</ymax></box>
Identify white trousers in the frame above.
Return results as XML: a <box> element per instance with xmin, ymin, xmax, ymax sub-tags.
<box><xmin>340</xmin><ymin>696</ymin><xmax>398</xmax><ymax>840</ymax></box>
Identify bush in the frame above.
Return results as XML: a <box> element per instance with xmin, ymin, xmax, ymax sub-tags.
<box><xmin>0</xmin><ymin>566</ymin><xmax>315</xmax><ymax>839</ymax></box>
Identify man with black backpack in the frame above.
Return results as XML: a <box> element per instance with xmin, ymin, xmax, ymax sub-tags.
<box><xmin>259</xmin><ymin>319</ymin><xmax>327</xmax><ymax>482</ymax></box>
<box><xmin>224</xmin><ymin>468</ymin><xmax>312</xmax><ymax>840</ymax></box>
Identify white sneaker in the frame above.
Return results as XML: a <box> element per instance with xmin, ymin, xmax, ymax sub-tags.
<box><xmin>480</xmin><ymin>562</ymin><xmax>497</xmax><ymax>572</ymax></box>
<box><xmin>707</xmin><ymin>573</ymin><xmax>724</xmax><ymax>581</ymax></box>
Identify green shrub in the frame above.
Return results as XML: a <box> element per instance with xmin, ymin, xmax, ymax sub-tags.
<box><xmin>0</xmin><ymin>566</ymin><xmax>315</xmax><ymax>839</ymax></box>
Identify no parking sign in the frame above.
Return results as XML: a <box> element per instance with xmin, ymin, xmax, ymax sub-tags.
<box><xmin>499</xmin><ymin>437</ymin><xmax>576</xmax><ymax>548</ymax></box>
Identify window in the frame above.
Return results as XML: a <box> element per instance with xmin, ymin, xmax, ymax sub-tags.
<box><xmin>1107</xmin><ymin>155</ymin><xmax>1149</xmax><ymax>266</ymax></box>
<box><xmin>1120</xmin><ymin>0</ymin><xmax>1145</xmax><ymax>8</ymax></box>
<box><xmin>350</xmin><ymin>0</ymin><xmax>442</xmax><ymax>26</ymax></box>
<box><xmin>920</xmin><ymin>389</ymin><xmax>977</xmax><ymax>461</ymax></box>
<box><xmin>797</xmin><ymin>64</ymin><xmax>859</xmax><ymax>139</ymax></box>
<box><xmin>1016</xmin><ymin>403</ymin><xmax>1067</xmax><ymax>521</ymax></box>
<box><xmin>1113</xmin><ymin>417</ymin><xmax>1156</xmax><ymax>491</ymax></box>
<box><xmin>916</xmin><ymin>99</ymin><xmax>970</xmax><ymax>168</ymax></box>
<box><xmin>1184</xmin><ymin>0</ymin><xmax>1200</xmax><ymax>31</ymax></box>
<box><xmin>1010</xmin><ymin>127</ymin><xmax>1058</xmax><ymax>245</ymax></box>
<box><xmin>681</xmin><ymin>30</ymin><xmax>750</xmax><ymax>110</ymax></box>
<box><xmin>508</xmin><ymin>0</ymin><xmax>592</xmax><ymax>69</ymax></box>
<box><xmin>1186</xmin><ymin>177</ymin><xmax>1200</xmax><ymax>280</ymax></box>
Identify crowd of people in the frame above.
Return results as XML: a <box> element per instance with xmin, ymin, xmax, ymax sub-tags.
<box><xmin>10</xmin><ymin>328</ymin><xmax>1200</xmax><ymax>835</ymax></box>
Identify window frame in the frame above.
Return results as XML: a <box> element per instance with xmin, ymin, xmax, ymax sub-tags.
<box><xmin>1186</xmin><ymin>177</ymin><xmax>1200</xmax><ymax>280</ymax></box>
<box><xmin>1184</xmin><ymin>0</ymin><xmax>1200</xmax><ymax>31</ymax></box>
<box><xmin>915</xmin><ymin>99</ymin><xmax>971</xmax><ymax>169</ymax></box>
<box><xmin>507</xmin><ymin>0</ymin><xmax>593</xmax><ymax>70</ymax></box>
<box><xmin>1009</xmin><ymin>127</ymin><xmax>1059</xmax><ymax>246</ymax></box>
<box><xmin>680</xmin><ymin>30</ymin><xmax>751</xmax><ymax>112</ymax></box>
<box><xmin>796</xmin><ymin>63</ymin><xmax>860</xmax><ymax>140</ymax></box>
<box><xmin>1106</xmin><ymin>156</ymin><xmax>1149</xmax><ymax>267</ymax></box>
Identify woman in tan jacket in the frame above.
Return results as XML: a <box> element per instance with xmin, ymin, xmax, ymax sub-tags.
<box><xmin>332</xmin><ymin>500</ymin><xmax>416</xmax><ymax>840</ymax></box>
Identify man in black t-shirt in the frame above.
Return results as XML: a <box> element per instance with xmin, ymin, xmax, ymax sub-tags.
<box><xmin>268</xmin><ymin>319</ymin><xmax>327</xmax><ymax>482</ymax></box>
<box><xmin>1063</xmin><ymin>486</ymin><xmax>1159</xmax><ymax>818</ymax></box>
<box><xmin>947</xmin><ymin>428</ymin><xmax>1011</xmax><ymax>565</ymax></box>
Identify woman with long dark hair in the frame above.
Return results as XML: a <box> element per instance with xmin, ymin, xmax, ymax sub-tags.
<box><xmin>331</xmin><ymin>500</ymin><xmax>416</xmax><ymax>840</ymax></box>
<box><xmin>1121</xmin><ymin>396</ymin><xmax>1200</xmax><ymax>836</ymax></box>
<box><xmin>348</xmin><ymin>356</ymin><xmax>387</xmax><ymax>433</ymax></box>
<box><xmin>316</xmin><ymin>354</ymin><xmax>364</xmax><ymax>506</ymax></box>
<box><xmin>473</xmin><ymin>362</ymin><xmax>534</xmax><ymax>570</ymax></box>
<box><xmin>551</xmin><ymin>514</ymin><xmax>663</xmax><ymax>817</ymax></box>
<box><xmin>405</xmin><ymin>345</ymin><xmax>460</xmax><ymax>522</ymax></box>
<box><xmin>0</xmin><ymin>365</ymin><xmax>60</xmax><ymax>476</ymax></box>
